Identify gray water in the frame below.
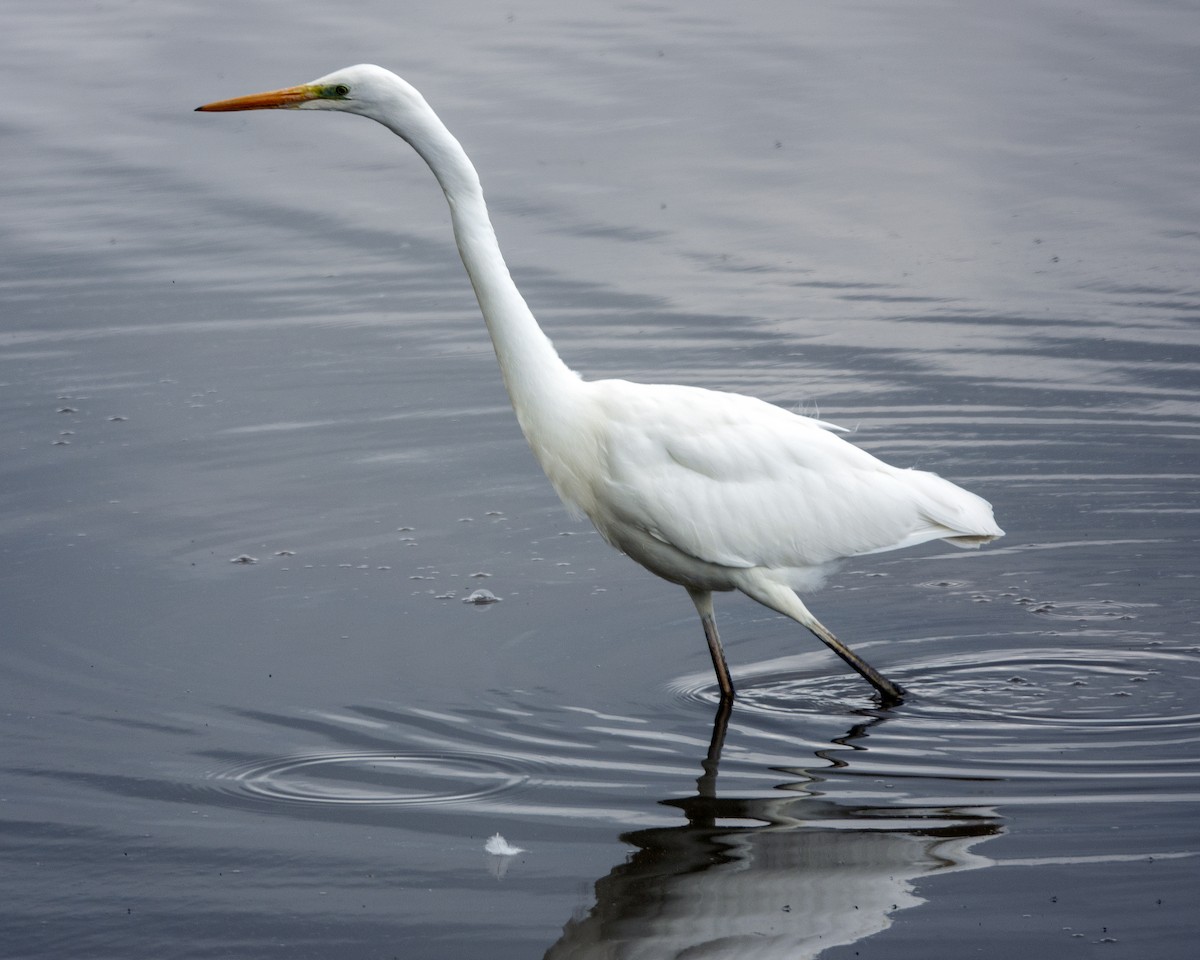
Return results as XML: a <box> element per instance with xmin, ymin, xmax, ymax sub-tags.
<box><xmin>3</xmin><ymin>1</ymin><xmax>1198</xmax><ymax>957</ymax></box>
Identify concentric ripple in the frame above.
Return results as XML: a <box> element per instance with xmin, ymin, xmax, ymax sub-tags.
<box><xmin>211</xmin><ymin>751</ymin><xmax>531</xmax><ymax>807</ymax></box>
<box><xmin>201</xmin><ymin>702</ymin><xmax>701</xmax><ymax>824</ymax></box>
<box><xmin>897</xmin><ymin>645</ymin><xmax>1199</xmax><ymax>727</ymax></box>
<box><xmin>674</xmin><ymin>638</ymin><xmax>1199</xmax><ymax>726</ymax></box>
<box><xmin>665</xmin><ymin>636</ymin><xmax>1200</xmax><ymax>803</ymax></box>
<box><xmin>1024</xmin><ymin>598</ymin><xmax>1149</xmax><ymax>622</ymax></box>
<box><xmin>199</xmin><ymin>634</ymin><xmax>1200</xmax><ymax>824</ymax></box>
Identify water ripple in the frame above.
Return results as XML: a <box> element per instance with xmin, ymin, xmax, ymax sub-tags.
<box><xmin>201</xmin><ymin>701</ymin><xmax>700</xmax><ymax>825</ymax></box>
<box><xmin>198</xmin><ymin>634</ymin><xmax>1199</xmax><ymax>823</ymax></box>
<box><xmin>210</xmin><ymin>751</ymin><xmax>532</xmax><ymax>807</ymax></box>
<box><xmin>665</xmin><ymin>637</ymin><xmax>1200</xmax><ymax>804</ymax></box>
<box><xmin>675</xmin><ymin>640</ymin><xmax>1198</xmax><ymax>725</ymax></box>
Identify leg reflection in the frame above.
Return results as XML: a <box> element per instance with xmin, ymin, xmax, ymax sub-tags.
<box><xmin>543</xmin><ymin>700</ymin><xmax>1001</xmax><ymax>959</ymax></box>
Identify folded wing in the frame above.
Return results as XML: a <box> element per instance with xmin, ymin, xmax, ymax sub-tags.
<box><xmin>588</xmin><ymin>381</ymin><xmax>1002</xmax><ymax>573</ymax></box>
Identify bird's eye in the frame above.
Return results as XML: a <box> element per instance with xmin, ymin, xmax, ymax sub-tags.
<box><xmin>332</xmin><ymin>84</ymin><xmax>351</xmax><ymax>97</ymax></box>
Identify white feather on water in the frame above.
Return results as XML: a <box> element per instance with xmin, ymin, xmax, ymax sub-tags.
<box><xmin>485</xmin><ymin>833</ymin><xmax>525</xmax><ymax>856</ymax></box>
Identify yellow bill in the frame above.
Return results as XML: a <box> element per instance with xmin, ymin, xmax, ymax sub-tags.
<box><xmin>195</xmin><ymin>84</ymin><xmax>321</xmax><ymax>112</ymax></box>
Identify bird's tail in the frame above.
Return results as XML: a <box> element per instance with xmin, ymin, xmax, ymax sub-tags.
<box><xmin>904</xmin><ymin>467</ymin><xmax>1004</xmax><ymax>547</ymax></box>
<box><xmin>942</xmin><ymin>531</ymin><xmax>1004</xmax><ymax>549</ymax></box>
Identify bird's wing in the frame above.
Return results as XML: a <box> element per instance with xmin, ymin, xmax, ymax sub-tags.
<box><xmin>588</xmin><ymin>381</ymin><xmax>997</xmax><ymax>571</ymax></box>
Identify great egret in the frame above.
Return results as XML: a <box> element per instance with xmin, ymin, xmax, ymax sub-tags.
<box><xmin>197</xmin><ymin>65</ymin><xmax>1003</xmax><ymax>703</ymax></box>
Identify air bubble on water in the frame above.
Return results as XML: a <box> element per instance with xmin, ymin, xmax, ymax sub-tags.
<box><xmin>463</xmin><ymin>589</ymin><xmax>500</xmax><ymax>605</ymax></box>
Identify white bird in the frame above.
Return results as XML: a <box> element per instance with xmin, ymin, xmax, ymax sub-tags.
<box><xmin>197</xmin><ymin>65</ymin><xmax>1003</xmax><ymax>704</ymax></box>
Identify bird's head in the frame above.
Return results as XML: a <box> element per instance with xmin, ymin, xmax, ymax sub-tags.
<box><xmin>196</xmin><ymin>64</ymin><xmax>427</xmax><ymax>128</ymax></box>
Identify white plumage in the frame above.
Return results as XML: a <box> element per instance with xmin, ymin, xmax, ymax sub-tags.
<box><xmin>198</xmin><ymin>65</ymin><xmax>1003</xmax><ymax>703</ymax></box>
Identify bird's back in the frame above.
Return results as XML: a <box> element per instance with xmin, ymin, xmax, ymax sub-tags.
<box><xmin>544</xmin><ymin>379</ymin><xmax>1001</xmax><ymax>589</ymax></box>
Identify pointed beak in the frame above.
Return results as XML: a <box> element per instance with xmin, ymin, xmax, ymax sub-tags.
<box><xmin>195</xmin><ymin>84</ymin><xmax>320</xmax><ymax>112</ymax></box>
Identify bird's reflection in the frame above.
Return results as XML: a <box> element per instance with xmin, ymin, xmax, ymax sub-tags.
<box><xmin>544</xmin><ymin>700</ymin><xmax>1001</xmax><ymax>959</ymax></box>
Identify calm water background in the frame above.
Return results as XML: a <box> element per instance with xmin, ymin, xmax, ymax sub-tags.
<box><xmin>3</xmin><ymin>1</ymin><xmax>1198</xmax><ymax>957</ymax></box>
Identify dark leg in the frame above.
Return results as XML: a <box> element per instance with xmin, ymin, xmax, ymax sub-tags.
<box><xmin>738</xmin><ymin>578</ymin><xmax>906</xmax><ymax>706</ymax></box>
<box><xmin>804</xmin><ymin>616</ymin><xmax>906</xmax><ymax>705</ymax></box>
<box><xmin>687</xmin><ymin>588</ymin><xmax>735</xmax><ymax>699</ymax></box>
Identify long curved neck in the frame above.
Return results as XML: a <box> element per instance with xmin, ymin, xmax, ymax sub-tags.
<box><xmin>382</xmin><ymin>105</ymin><xmax>581</xmax><ymax>436</ymax></box>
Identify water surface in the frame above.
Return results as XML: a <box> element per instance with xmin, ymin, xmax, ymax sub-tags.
<box><xmin>2</xmin><ymin>1</ymin><xmax>1198</xmax><ymax>957</ymax></box>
